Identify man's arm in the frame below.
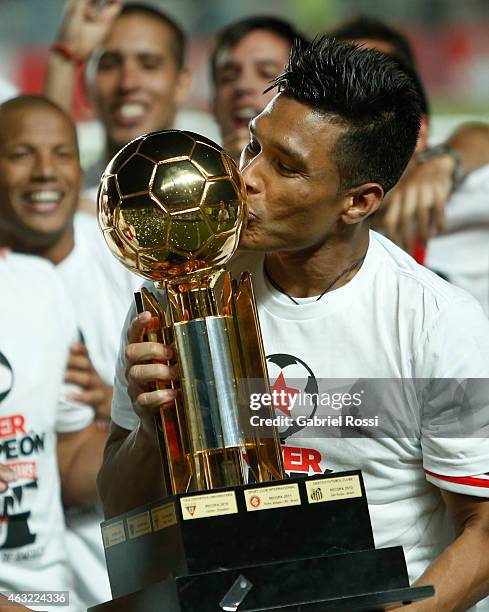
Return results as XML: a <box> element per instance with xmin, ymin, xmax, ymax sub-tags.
<box><xmin>98</xmin><ymin>421</ymin><xmax>164</xmax><ymax>519</ymax></box>
<box><xmin>57</xmin><ymin>420</ymin><xmax>107</xmax><ymax>506</ymax></box>
<box><xmin>448</xmin><ymin>122</ymin><xmax>489</xmax><ymax>176</ymax></box>
<box><xmin>382</xmin><ymin>122</ymin><xmax>489</xmax><ymax>252</ymax></box>
<box><xmin>394</xmin><ymin>491</ymin><xmax>489</xmax><ymax>611</ymax></box>
<box><xmin>65</xmin><ymin>342</ymin><xmax>112</xmax><ymax>420</ymax></box>
<box><xmin>0</xmin><ymin>596</ymin><xmax>33</xmax><ymax>611</ymax></box>
<box><xmin>97</xmin><ymin>311</ymin><xmax>179</xmax><ymax>518</ymax></box>
<box><xmin>43</xmin><ymin>0</ymin><xmax>122</xmax><ymax>113</ymax></box>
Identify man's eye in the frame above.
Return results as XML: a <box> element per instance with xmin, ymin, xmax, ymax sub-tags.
<box><xmin>140</xmin><ymin>57</ymin><xmax>163</xmax><ymax>70</ymax></box>
<box><xmin>9</xmin><ymin>150</ymin><xmax>29</xmax><ymax>160</ymax></box>
<box><xmin>216</xmin><ymin>70</ymin><xmax>238</xmax><ymax>85</ymax></box>
<box><xmin>56</xmin><ymin>149</ymin><xmax>75</xmax><ymax>159</ymax></box>
<box><xmin>245</xmin><ymin>141</ymin><xmax>260</xmax><ymax>155</ymax></box>
<box><xmin>98</xmin><ymin>55</ymin><xmax>119</xmax><ymax>70</ymax></box>
<box><xmin>259</xmin><ymin>68</ymin><xmax>279</xmax><ymax>81</ymax></box>
<box><xmin>276</xmin><ymin>160</ymin><xmax>296</xmax><ymax>175</ymax></box>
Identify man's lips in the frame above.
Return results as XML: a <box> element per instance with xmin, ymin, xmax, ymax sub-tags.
<box><xmin>111</xmin><ymin>102</ymin><xmax>148</xmax><ymax>127</ymax></box>
<box><xmin>246</xmin><ymin>211</ymin><xmax>258</xmax><ymax>226</ymax></box>
<box><xmin>22</xmin><ymin>189</ymin><xmax>63</xmax><ymax>213</ymax></box>
<box><xmin>231</xmin><ymin>106</ymin><xmax>259</xmax><ymax>129</ymax></box>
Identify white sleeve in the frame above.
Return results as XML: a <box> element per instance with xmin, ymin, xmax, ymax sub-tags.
<box><xmin>419</xmin><ymin>296</ymin><xmax>489</xmax><ymax>495</ymax></box>
<box><xmin>111</xmin><ymin>300</ymin><xmax>140</xmax><ymax>431</ymax></box>
<box><xmin>56</xmin><ymin>393</ymin><xmax>95</xmax><ymax>433</ymax></box>
<box><xmin>53</xmin><ymin>280</ymin><xmax>95</xmax><ymax>433</ymax></box>
<box><xmin>425</xmin><ymin>470</ymin><xmax>489</xmax><ymax>498</ymax></box>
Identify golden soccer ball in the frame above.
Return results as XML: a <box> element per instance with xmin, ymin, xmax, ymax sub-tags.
<box><xmin>98</xmin><ymin>130</ymin><xmax>247</xmax><ymax>281</ymax></box>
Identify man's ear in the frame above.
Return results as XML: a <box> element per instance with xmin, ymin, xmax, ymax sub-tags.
<box><xmin>175</xmin><ymin>67</ymin><xmax>191</xmax><ymax>106</ymax></box>
<box><xmin>340</xmin><ymin>183</ymin><xmax>384</xmax><ymax>225</ymax></box>
<box><xmin>414</xmin><ymin>113</ymin><xmax>430</xmax><ymax>154</ymax></box>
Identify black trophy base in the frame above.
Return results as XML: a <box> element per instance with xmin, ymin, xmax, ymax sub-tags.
<box><xmin>94</xmin><ymin>471</ymin><xmax>434</xmax><ymax>610</ymax></box>
<box><xmin>101</xmin><ymin>471</ymin><xmax>375</xmax><ymax>599</ymax></box>
<box><xmin>89</xmin><ymin>547</ymin><xmax>434</xmax><ymax>611</ymax></box>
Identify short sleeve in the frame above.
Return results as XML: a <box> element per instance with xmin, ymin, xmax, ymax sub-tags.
<box><xmin>51</xmin><ymin>274</ymin><xmax>96</xmax><ymax>432</ymax></box>
<box><xmin>56</xmin><ymin>391</ymin><xmax>95</xmax><ymax>433</ymax></box>
<box><xmin>419</xmin><ymin>296</ymin><xmax>489</xmax><ymax>490</ymax></box>
<box><xmin>111</xmin><ymin>300</ymin><xmax>140</xmax><ymax>431</ymax></box>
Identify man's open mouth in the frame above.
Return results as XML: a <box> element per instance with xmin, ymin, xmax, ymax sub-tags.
<box><xmin>23</xmin><ymin>189</ymin><xmax>63</xmax><ymax>212</ymax></box>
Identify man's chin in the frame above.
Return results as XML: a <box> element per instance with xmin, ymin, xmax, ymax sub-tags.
<box><xmin>110</xmin><ymin>121</ymin><xmax>174</xmax><ymax>154</ymax></box>
<box><xmin>109</xmin><ymin>123</ymin><xmax>150</xmax><ymax>152</ymax></box>
<box><xmin>238</xmin><ymin>234</ymin><xmax>272</xmax><ymax>253</ymax></box>
<box><xmin>111</xmin><ymin>129</ymin><xmax>142</xmax><ymax>152</ymax></box>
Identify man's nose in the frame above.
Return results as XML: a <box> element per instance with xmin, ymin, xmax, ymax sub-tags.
<box><xmin>233</xmin><ymin>66</ymin><xmax>260</xmax><ymax>97</ymax></box>
<box><xmin>118</xmin><ymin>58</ymin><xmax>141</xmax><ymax>91</ymax></box>
<box><xmin>241</xmin><ymin>156</ymin><xmax>262</xmax><ymax>195</ymax></box>
<box><xmin>32</xmin><ymin>152</ymin><xmax>56</xmax><ymax>181</ymax></box>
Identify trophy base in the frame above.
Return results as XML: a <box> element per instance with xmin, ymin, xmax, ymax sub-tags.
<box><xmin>94</xmin><ymin>471</ymin><xmax>434</xmax><ymax>610</ymax></box>
<box><xmin>101</xmin><ymin>471</ymin><xmax>375</xmax><ymax>598</ymax></box>
<box><xmin>88</xmin><ymin>547</ymin><xmax>434</xmax><ymax>611</ymax></box>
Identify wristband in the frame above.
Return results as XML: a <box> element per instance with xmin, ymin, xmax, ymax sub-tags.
<box><xmin>50</xmin><ymin>43</ymin><xmax>84</xmax><ymax>66</ymax></box>
<box><xmin>415</xmin><ymin>144</ymin><xmax>465</xmax><ymax>188</ymax></box>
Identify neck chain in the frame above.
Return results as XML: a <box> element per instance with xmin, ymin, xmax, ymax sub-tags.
<box><xmin>264</xmin><ymin>253</ymin><xmax>367</xmax><ymax>305</ymax></box>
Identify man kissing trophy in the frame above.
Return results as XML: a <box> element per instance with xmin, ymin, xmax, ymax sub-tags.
<box><xmin>92</xmin><ymin>130</ymin><xmax>433</xmax><ymax>611</ymax></box>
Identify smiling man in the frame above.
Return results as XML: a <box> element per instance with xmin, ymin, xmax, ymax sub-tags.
<box><xmin>0</xmin><ymin>97</ymin><xmax>80</xmax><ymax>264</ymax></box>
<box><xmin>211</xmin><ymin>16</ymin><xmax>305</xmax><ymax>162</ymax></box>
<box><xmin>89</xmin><ymin>4</ymin><xmax>188</xmax><ymax>159</ymax></box>
<box><xmin>45</xmin><ymin>0</ymin><xmax>190</xmax><ymax>193</ymax></box>
<box><xmin>0</xmin><ymin>94</ymin><xmax>140</xmax><ymax>609</ymax></box>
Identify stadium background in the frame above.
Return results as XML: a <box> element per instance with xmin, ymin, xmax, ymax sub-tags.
<box><xmin>1</xmin><ymin>0</ymin><xmax>488</xmax><ymax>168</ymax></box>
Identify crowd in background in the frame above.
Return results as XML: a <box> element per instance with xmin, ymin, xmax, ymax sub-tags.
<box><xmin>1</xmin><ymin>1</ymin><xmax>489</xmax><ymax>610</ymax></box>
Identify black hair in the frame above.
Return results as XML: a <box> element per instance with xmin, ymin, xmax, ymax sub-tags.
<box><xmin>271</xmin><ymin>37</ymin><xmax>423</xmax><ymax>193</ymax></box>
<box><xmin>210</xmin><ymin>16</ymin><xmax>307</xmax><ymax>83</ymax></box>
<box><xmin>120</xmin><ymin>3</ymin><xmax>186</xmax><ymax>68</ymax></box>
<box><xmin>330</xmin><ymin>16</ymin><xmax>428</xmax><ymax>115</ymax></box>
<box><xmin>330</xmin><ymin>16</ymin><xmax>415</xmax><ymax>67</ymax></box>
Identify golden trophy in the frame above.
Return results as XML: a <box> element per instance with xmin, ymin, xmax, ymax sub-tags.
<box><xmin>92</xmin><ymin>130</ymin><xmax>434</xmax><ymax>612</ymax></box>
<box><xmin>98</xmin><ymin>129</ymin><xmax>284</xmax><ymax>495</ymax></box>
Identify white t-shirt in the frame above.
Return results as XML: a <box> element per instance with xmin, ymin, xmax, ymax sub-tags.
<box><xmin>0</xmin><ymin>253</ymin><xmax>94</xmax><ymax>612</ymax></box>
<box><xmin>57</xmin><ymin>211</ymin><xmax>141</xmax><ymax>384</ymax></box>
<box><xmin>426</xmin><ymin>164</ymin><xmax>489</xmax><ymax>316</ymax></box>
<box><xmin>56</xmin><ymin>212</ymin><xmax>141</xmax><ymax>608</ymax></box>
<box><xmin>112</xmin><ymin>231</ymin><xmax>489</xmax><ymax>607</ymax></box>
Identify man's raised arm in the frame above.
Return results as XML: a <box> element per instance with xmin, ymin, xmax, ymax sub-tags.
<box><xmin>43</xmin><ymin>0</ymin><xmax>122</xmax><ymax>113</ymax></box>
<box><xmin>383</xmin><ymin>122</ymin><xmax>489</xmax><ymax>251</ymax></box>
